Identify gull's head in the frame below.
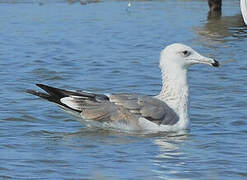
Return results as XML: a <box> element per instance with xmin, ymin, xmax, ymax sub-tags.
<box><xmin>160</xmin><ymin>43</ymin><xmax>219</xmax><ymax>70</ymax></box>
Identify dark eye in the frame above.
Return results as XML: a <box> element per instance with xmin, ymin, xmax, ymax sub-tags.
<box><xmin>182</xmin><ymin>50</ymin><xmax>190</xmax><ymax>56</ymax></box>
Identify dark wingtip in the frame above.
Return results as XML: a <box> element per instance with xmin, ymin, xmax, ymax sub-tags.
<box><xmin>26</xmin><ymin>89</ymin><xmax>36</xmax><ymax>95</ymax></box>
<box><xmin>35</xmin><ymin>84</ymin><xmax>57</xmax><ymax>94</ymax></box>
<box><xmin>26</xmin><ymin>89</ymin><xmax>51</xmax><ymax>99</ymax></box>
<box><xmin>36</xmin><ymin>83</ymin><xmax>46</xmax><ymax>88</ymax></box>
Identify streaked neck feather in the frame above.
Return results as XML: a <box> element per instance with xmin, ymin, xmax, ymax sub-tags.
<box><xmin>156</xmin><ymin>66</ymin><xmax>190</xmax><ymax>129</ymax></box>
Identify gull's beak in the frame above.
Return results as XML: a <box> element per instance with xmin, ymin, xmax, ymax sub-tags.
<box><xmin>191</xmin><ymin>54</ymin><xmax>220</xmax><ymax>67</ymax></box>
<box><xmin>200</xmin><ymin>58</ymin><xmax>220</xmax><ymax>67</ymax></box>
<box><xmin>211</xmin><ymin>59</ymin><xmax>220</xmax><ymax>67</ymax></box>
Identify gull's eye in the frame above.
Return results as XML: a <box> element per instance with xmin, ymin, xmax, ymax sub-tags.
<box><xmin>182</xmin><ymin>50</ymin><xmax>190</xmax><ymax>57</ymax></box>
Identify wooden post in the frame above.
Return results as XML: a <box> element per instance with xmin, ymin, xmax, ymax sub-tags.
<box><xmin>208</xmin><ymin>0</ymin><xmax>222</xmax><ymax>11</ymax></box>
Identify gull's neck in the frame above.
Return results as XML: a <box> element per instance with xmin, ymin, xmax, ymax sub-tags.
<box><xmin>156</xmin><ymin>65</ymin><xmax>190</xmax><ymax>128</ymax></box>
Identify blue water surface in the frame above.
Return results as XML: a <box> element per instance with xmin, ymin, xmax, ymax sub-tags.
<box><xmin>0</xmin><ymin>0</ymin><xmax>247</xmax><ymax>179</ymax></box>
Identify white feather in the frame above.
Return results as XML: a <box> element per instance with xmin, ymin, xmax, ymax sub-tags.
<box><xmin>60</xmin><ymin>97</ymin><xmax>81</xmax><ymax>110</ymax></box>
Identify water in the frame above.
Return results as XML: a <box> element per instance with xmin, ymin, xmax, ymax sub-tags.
<box><xmin>1</xmin><ymin>0</ymin><xmax>247</xmax><ymax>179</ymax></box>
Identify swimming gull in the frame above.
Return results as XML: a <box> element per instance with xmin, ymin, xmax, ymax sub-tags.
<box><xmin>27</xmin><ymin>43</ymin><xmax>219</xmax><ymax>132</ymax></box>
<box><xmin>241</xmin><ymin>0</ymin><xmax>247</xmax><ymax>25</ymax></box>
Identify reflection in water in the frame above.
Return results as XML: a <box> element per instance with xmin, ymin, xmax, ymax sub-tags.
<box><xmin>150</xmin><ymin>133</ymin><xmax>189</xmax><ymax>179</ymax></box>
<box><xmin>41</xmin><ymin>128</ymin><xmax>189</xmax><ymax>179</ymax></box>
<box><xmin>196</xmin><ymin>12</ymin><xmax>247</xmax><ymax>43</ymax></box>
<box><xmin>154</xmin><ymin>133</ymin><xmax>188</xmax><ymax>158</ymax></box>
<box><xmin>40</xmin><ymin>128</ymin><xmax>189</xmax><ymax>147</ymax></box>
<box><xmin>41</xmin><ymin>126</ymin><xmax>190</xmax><ymax>175</ymax></box>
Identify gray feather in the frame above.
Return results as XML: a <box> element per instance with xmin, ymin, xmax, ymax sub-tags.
<box><xmin>109</xmin><ymin>93</ymin><xmax>179</xmax><ymax>125</ymax></box>
<box><xmin>28</xmin><ymin>84</ymin><xmax>179</xmax><ymax>126</ymax></box>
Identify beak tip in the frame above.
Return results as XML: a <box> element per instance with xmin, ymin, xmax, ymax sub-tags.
<box><xmin>212</xmin><ymin>60</ymin><xmax>220</xmax><ymax>67</ymax></box>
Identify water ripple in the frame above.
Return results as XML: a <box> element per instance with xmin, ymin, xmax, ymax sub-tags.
<box><xmin>1</xmin><ymin>0</ymin><xmax>247</xmax><ymax>179</ymax></box>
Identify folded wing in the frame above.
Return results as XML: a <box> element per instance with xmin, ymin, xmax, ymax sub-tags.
<box><xmin>109</xmin><ymin>93</ymin><xmax>179</xmax><ymax>125</ymax></box>
<box><xmin>27</xmin><ymin>84</ymin><xmax>179</xmax><ymax>126</ymax></box>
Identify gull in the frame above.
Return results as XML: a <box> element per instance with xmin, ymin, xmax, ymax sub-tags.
<box><xmin>27</xmin><ymin>43</ymin><xmax>219</xmax><ymax>132</ymax></box>
<box><xmin>241</xmin><ymin>0</ymin><xmax>247</xmax><ymax>25</ymax></box>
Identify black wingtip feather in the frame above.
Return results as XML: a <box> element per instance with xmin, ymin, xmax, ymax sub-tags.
<box><xmin>35</xmin><ymin>84</ymin><xmax>66</xmax><ymax>99</ymax></box>
<box><xmin>26</xmin><ymin>89</ymin><xmax>59</xmax><ymax>103</ymax></box>
<box><xmin>26</xmin><ymin>89</ymin><xmax>48</xmax><ymax>98</ymax></box>
<box><xmin>26</xmin><ymin>88</ymin><xmax>81</xmax><ymax>113</ymax></box>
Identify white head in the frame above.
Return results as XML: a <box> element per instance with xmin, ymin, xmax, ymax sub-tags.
<box><xmin>160</xmin><ymin>43</ymin><xmax>219</xmax><ymax>70</ymax></box>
